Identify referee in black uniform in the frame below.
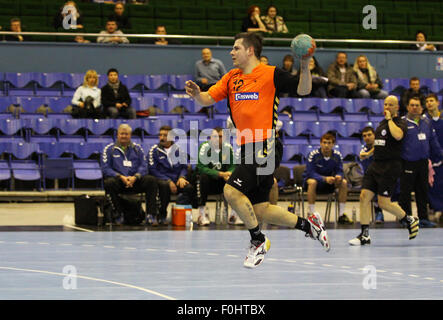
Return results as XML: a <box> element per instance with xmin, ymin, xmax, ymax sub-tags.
<box><xmin>349</xmin><ymin>95</ymin><xmax>419</xmax><ymax>246</ymax></box>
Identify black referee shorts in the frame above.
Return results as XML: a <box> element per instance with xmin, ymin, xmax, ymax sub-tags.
<box><xmin>362</xmin><ymin>160</ymin><xmax>402</xmax><ymax>197</ymax></box>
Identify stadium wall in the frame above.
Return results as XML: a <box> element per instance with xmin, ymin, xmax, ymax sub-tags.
<box><xmin>1</xmin><ymin>42</ymin><xmax>442</xmax><ymax>78</ymax></box>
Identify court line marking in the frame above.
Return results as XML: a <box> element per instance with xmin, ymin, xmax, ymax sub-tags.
<box><xmin>0</xmin><ymin>266</ymin><xmax>177</xmax><ymax>300</ymax></box>
<box><xmin>63</xmin><ymin>225</ymin><xmax>94</xmax><ymax>233</ymax></box>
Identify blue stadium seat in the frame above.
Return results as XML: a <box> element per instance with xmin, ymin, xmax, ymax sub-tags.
<box><xmin>54</xmin><ymin>118</ymin><xmax>87</xmax><ymax>135</ymax></box>
<box><xmin>292</xmin><ymin>110</ymin><xmax>318</xmax><ymax>121</ymax></box>
<box><xmin>319</xmin><ymin>98</ymin><xmax>344</xmax><ymax>113</ymax></box>
<box><xmin>342</xmin><ymin>99</ymin><xmax>356</xmax><ymax>113</ymax></box>
<box><xmin>281</xmin><ymin>119</ymin><xmax>296</xmax><ymax>137</ymax></box>
<box><xmin>25</xmin><ymin>117</ymin><xmax>55</xmax><ymax>136</ymax></box>
<box><xmin>334</xmin><ymin>121</ymin><xmax>364</xmax><ymax>137</ymax></box>
<box><xmin>4</xmin><ymin>72</ymin><xmax>36</xmax><ymax>88</ymax></box>
<box><xmin>318</xmin><ymin>113</ymin><xmax>342</xmax><ymax>122</ymax></box>
<box><xmin>389</xmin><ymin>78</ymin><xmax>409</xmax><ymax>95</ymax></box>
<box><xmin>420</xmin><ymin>78</ymin><xmax>439</xmax><ymax>93</ymax></box>
<box><xmin>10</xmin><ymin>160</ymin><xmax>42</xmax><ymax>190</ymax></box>
<box><xmin>353</xmin><ymin>99</ymin><xmax>372</xmax><ymax>112</ymax></box>
<box><xmin>72</xmin><ymin>142</ymin><xmax>104</xmax><ymax>159</ymax></box>
<box><xmin>7</xmin><ymin>142</ymin><xmax>40</xmax><ymax>159</ymax></box>
<box><xmin>41</xmin><ymin>157</ymin><xmax>74</xmax><ymax>190</ymax></box>
<box><xmin>72</xmin><ymin>160</ymin><xmax>103</xmax><ymax>189</ymax></box>
<box><xmin>281</xmin><ymin>144</ymin><xmax>302</xmax><ymax>162</ymax></box>
<box><xmin>148</xmin><ymin>75</ymin><xmax>170</xmax><ymax>90</ymax></box>
<box><xmin>122</xmin><ymin>74</ymin><xmax>147</xmax><ymax>90</ymax></box>
<box><xmin>438</xmin><ymin>79</ymin><xmax>443</xmax><ymax>94</ymax></box>
<box><xmin>85</xmin><ymin>119</ymin><xmax>115</xmax><ymax>136</ymax></box>
<box><xmin>343</xmin><ymin>112</ymin><xmax>369</xmax><ymax>122</ymax></box>
<box><xmin>214</xmin><ymin>99</ymin><xmax>228</xmax><ymax>113</ymax></box>
<box><xmin>368</xmin><ymin>114</ymin><xmax>384</xmax><ymax>126</ymax></box>
<box><xmin>0</xmin><ymin>119</ymin><xmax>24</xmax><ymax>136</ymax></box>
<box><xmin>0</xmin><ymin>97</ymin><xmax>20</xmax><ymax>112</ymax></box>
<box><xmin>0</xmin><ymin>160</ymin><xmax>11</xmax><ymax>190</ymax></box>
<box><xmin>18</xmin><ymin>97</ymin><xmax>48</xmax><ymax>113</ymax></box>
<box><xmin>368</xmin><ymin>99</ymin><xmax>383</xmax><ymax>114</ymax></box>
<box><xmin>38</xmin><ymin>142</ymin><xmax>73</xmax><ymax>158</ymax></box>
<box><xmin>40</xmin><ymin>72</ymin><xmax>67</xmax><ymax>88</ymax></box>
<box><xmin>278</xmin><ymin>97</ymin><xmax>296</xmax><ymax>112</ymax></box>
<box><xmin>169</xmin><ymin>74</ymin><xmax>193</xmax><ymax>90</ymax></box>
<box><xmin>382</xmin><ymin>78</ymin><xmax>392</xmax><ymax>93</ymax></box>
<box><xmin>298</xmin><ymin>97</ymin><xmax>322</xmax><ymax>111</ymax></box>
<box><xmin>47</xmin><ymin>97</ymin><xmax>72</xmax><ymax>113</ymax></box>
<box><xmin>335</xmin><ymin>137</ymin><xmax>363</xmax><ymax>159</ymax></box>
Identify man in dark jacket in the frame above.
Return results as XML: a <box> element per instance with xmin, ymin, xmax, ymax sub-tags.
<box><xmin>327</xmin><ymin>52</ymin><xmax>358</xmax><ymax>98</ymax></box>
<box><xmin>148</xmin><ymin>125</ymin><xmax>195</xmax><ymax>225</ymax></box>
<box><xmin>101</xmin><ymin>124</ymin><xmax>158</xmax><ymax>224</ymax></box>
<box><xmin>101</xmin><ymin>68</ymin><xmax>136</xmax><ymax>119</ymax></box>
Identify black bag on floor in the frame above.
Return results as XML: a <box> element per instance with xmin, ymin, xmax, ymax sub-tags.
<box><xmin>119</xmin><ymin>195</ymin><xmax>145</xmax><ymax>225</ymax></box>
<box><xmin>74</xmin><ymin>195</ymin><xmax>102</xmax><ymax>226</ymax></box>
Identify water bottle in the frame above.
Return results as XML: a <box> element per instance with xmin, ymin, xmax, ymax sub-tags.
<box><xmin>352</xmin><ymin>206</ymin><xmax>357</xmax><ymax>223</ymax></box>
<box><xmin>215</xmin><ymin>205</ymin><xmax>221</xmax><ymax>225</ymax></box>
<box><xmin>186</xmin><ymin>210</ymin><xmax>193</xmax><ymax>229</ymax></box>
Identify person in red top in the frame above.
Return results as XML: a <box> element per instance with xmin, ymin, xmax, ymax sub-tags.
<box><xmin>185</xmin><ymin>32</ymin><xmax>330</xmax><ymax>268</ymax></box>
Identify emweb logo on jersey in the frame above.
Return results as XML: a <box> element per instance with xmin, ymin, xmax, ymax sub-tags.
<box><xmin>235</xmin><ymin>92</ymin><xmax>259</xmax><ymax>101</ymax></box>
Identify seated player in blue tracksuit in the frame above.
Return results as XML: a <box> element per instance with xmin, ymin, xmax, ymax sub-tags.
<box><xmin>101</xmin><ymin>124</ymin><xmax>158</xmax><ymax>224</ymax></box>
<box><xmin>399</xmin><ymin>95</ymin><xmax>443</xmax><ymax>228</ymax></box>
<box><xmin>148</xmin><ymin>125</ymin><xmax>195</xmax><ymax>225</ymax></box>
<box><xmin>425</xmin><ymin>94</ymin><xmax>443</xmax><ymax>221</ymax></box>
<box><xmin>359</xmin><ymin>126</ymin><xmax>385</xmax><ymax>223</ymax></box>
<box><xmin>303</xmin><ymin>132</ymin><xmax>352</xmax><ymax>224</ymax></box>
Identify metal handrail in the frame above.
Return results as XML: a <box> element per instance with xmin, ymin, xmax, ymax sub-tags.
<box><xmin>1</xmin><ymin>31</ymin><xmax>443</xmax><ymax>45</ymax></box>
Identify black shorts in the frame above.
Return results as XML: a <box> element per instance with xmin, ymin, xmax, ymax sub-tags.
<box><xmin>362</xmin><ymin>160</ymin><xmax>402</xmax><ymax>197</ymax></box>
<box><xmin>227</xmin><ymin>163</ymin><xmax>274</xmax><ymax>205</ymax></box>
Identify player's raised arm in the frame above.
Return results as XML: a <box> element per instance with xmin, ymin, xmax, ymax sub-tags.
<box><xmin>297</xmin><ymin>56</ymin><xmax>312</xmax><ymax>96</ymax></box>
<box><xmin>185</xmin><ymin>80</ymin><xmax>216</xmax><ymax>106</ymax></box>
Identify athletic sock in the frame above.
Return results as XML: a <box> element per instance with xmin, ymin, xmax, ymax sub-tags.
<box><xmin>339</xmin><ymin>203</ymin><xmax>346</xmax><ymax>216</ymax></box>
<box><xmin>308</xmin><ymin>204</ymin><xmax>315</xmax><ymax>214</ymax></box>
<box><xmin>295</xmin><ymin>217</ymin><xmax>311</xmax><ymax>233</ymax></box>
<box><xmin>249</xmin><ymin>225</ymin><xmax>265</xmax><ymax>244</ymax></box>
<box><xmin>361</xmin><ymin>224</ymin><xmax>369</xmax><ymax>237</ymax></box>
<box><xmin>400</xmin><ymin>214</ymin><xmax>413</xmax><ymax>225</ymax></box>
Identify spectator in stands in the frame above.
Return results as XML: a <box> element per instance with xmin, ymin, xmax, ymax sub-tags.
<box><xmin>193</xmin><ymin>127</ymin><xmax>238</xmax><ymax>226</ymax></box>
<box><xmin>3</xmin><ymin>18</ymin><xmax>24</xmax><ymax>42</ymax></box>
<box><xmin>149</xmin><ymin>25</ymin><xmax>180</xmax><ymax>45</ymax></box>
<box><xmin>102</xmin><ymin>123</ymin><xmax>159</xmax><ymax>225</ymax></box>
<box><xmin>281</xmin><ymin>54</ymin><xmax>297</xmax><ymax>75</ymax></box>
<box><xmin>261</xmin><ymin>5</ymin><xmax>289</xmax><ymax>34</ymax></box>
<box><xmin>327</xmin><ymin>52</ymin><xmax>358</xmax><ymax>98</ymax></box>
<box><xmin>53</xmin><ymin>1</ymin><xmax>84</xmax><ymax>30</ymax></box>
<box><xmin>359</xmin><ymin>126</ymin><xmax>385</xmax><ymax>223</ymax></box>
<box><xmin>71</xmin><ymin>69</ymin><xmax>102</xmax><ymax>119</ymax></box>
<box><xmin>194</xmin><ymin>48</ymin><xmax>227</xmax><ymax>92</ymax></box>
<box><xmin>308</xmin><ymin>56</ymin><xmax>328</xmax><ymax>98</ymax></box>
<box><xmin>353</xmin><ymin>55</ymin><xmax>388</xmax><ymax>99</ymax></box>
<box><xmin>97</xmin><ymin>19</ymin><xmax>129</xmax><ymax>44</ymax></box>
<box><xmin>148</xmin><ymin>125</ymin><xmax>195</xmax><ymax>225</ymax></box>
<box><xmin>74</xmin><ymin>35</ymin><xmax>90</xmax><ymax>43</ymax></box>
<box><xmin>241</xmin><ymin>5</ymin><xmax>268</xmax><ymax>33</ymax></box>
<box><xmin>399</xmin><ymin>95</ymin><xmax>443</xmax><ymax>228</ymax></box>
<box><xmin>400</xmin><ymin>77</ymin><xmax>426</xmax><ymax>116</ymax></box>
<box><xmin>303</xmin><ymin>132</ymin><xmax>353</xmax><ymax>224</ymax></box>
<box><xmin>108</xmin><ymin>2</ymin><xmax>131</xmax><ymax>30</ymax></box>
<box><xmin>425</xmin><ymin>94</ymin><xmax>443</xmax><ymax>222</ymax></box>
<box><xmin>101</xmin><ymin>68</ymin><xmax>136</xmax><ymax>119</ymax></box>
<box><xmin>260</xmin><ymin>56</ymin><xmax>269</xmax><ymax>65</ymax></box>
<box><xmin>412</xmin><ymin>31</ymin><xmax>436</xmax><ymax>52</ymax></box>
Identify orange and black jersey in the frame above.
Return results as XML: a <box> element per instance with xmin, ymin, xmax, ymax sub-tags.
<box><xmin>208</xmin><ymin>64</ymin><xmax>300</xmax><ymax>145</ymax></box>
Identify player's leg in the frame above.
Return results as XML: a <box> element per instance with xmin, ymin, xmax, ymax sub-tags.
<box><xmin>306</xmin><ymin>178</ymin><xmax>318</xmax><ymax>214</ymax></box>
<box><xmin>349</xmin><ymin>188</ymin><xmax>373</xmax><ymax>246</ymax></box>
<box><xmin>337</xmin><ymin>178</ymin><xmax>353</xmax><ymax>224</ymax></box>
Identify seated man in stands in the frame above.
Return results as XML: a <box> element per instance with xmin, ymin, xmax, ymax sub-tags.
<box><xmin>327</xmin><ymin>52</ymin><xmax>358</xmax><ymax>98</ymax></box>
<box><xmin>97</xmin><ymin>19</ymin><xmax>129</xmax><ymax>44</ymax></box>
<box><xmin>193</xmin><ymin>127</ymin><xmax>242</xmax><ymax>226</ymax></box>
<box><xmin>101</xmin><ymin>124</ymin><xmax>158</xmax><ymax>225</ymax></box>
<box><xmin>149</xmin><ymin>25</ymin><xmax>180</xmax><ymax>45</ymax></box>
<box><xmin>71</xmin><ymin>70</ymin><xmax>102</xmax><ymax>119</ymax></box>
<box><xmin>194</xmin><ymin>48</ymin><xmax>227</xmax><ymax>92</ymax></box>
<box><xmin>353</xmin><ymin>55</ymin><xmax>388</xmax><ymax>99</ymax></box>
<box><xmin>303</xmin><ymin>132</ymin><xmax>352</xmax><ymax>224</ymax></box>
<box><xmin>108</xmin><ymin>2</ymin><xmax>131</xmax><ymax>30</ymax></box>
<box><xmin>101</xmin><ymin>68</ymin><xmax>136</xmax><ymax>119</ymax></box>
<box><xmin>148</xmin><ymin>125</ymin><xmax>195</xmax><ymax>225</ymax></box>
<box><xmin>4</xmin><ymin>18</ymin><xmax>24</xmax><ymax>42</ymax></box>
<box><xmin>400</xmin><ymin>77</ymin><xmax>426</xmax><ymax>116</ymax></box>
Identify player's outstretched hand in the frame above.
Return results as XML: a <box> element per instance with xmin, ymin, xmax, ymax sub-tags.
<box><xmin>185</xmin><ymin>80</ymin><xmax>201</xmax><ymax>99</ymax></box>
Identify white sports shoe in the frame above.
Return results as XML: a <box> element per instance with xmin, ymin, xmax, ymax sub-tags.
<box><xmin>197</xmin><ymin>214</ymin><xmax>210</xmax><ymax>226</ymax></box>
<box><xmin>243</xmin><ymin>237</ymin><xmax>271</xmax><ymax>269</ymax></box>
<box><xmin>306</xmin><ymin>212</ymin><xmax>331</xmax><ymax>252</ymax></box>
<box><xmin>348</xmin><ymin>234</ymin><xmax>371</xmax><ymax>246</ymax></box>
<box><xmin>228</xmin><ymin>211</ymin><xmax>244</xmax><ymax>225</ymax></box>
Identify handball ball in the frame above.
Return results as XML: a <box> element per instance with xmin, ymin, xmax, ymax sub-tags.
<box><xmin>291</xmin><ymin>34</ymin><xmax>316</xmax><ymax>58</ymax></box>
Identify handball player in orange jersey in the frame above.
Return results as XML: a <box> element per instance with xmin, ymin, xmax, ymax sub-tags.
<box><xmin>185</xmin><ymin>32</ymin><xmax>330</xmax><ymax>268</ymax></box>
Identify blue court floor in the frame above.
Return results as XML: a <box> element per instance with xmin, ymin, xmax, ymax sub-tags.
<box><xmin>0</xmin><ymin>228</ymin><xmax>442</xmax><ymax>300</ymax></box>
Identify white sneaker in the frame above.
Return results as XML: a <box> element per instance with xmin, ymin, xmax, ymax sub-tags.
<box><xmin>228</xmin><ymin>211</ymin><xmax>244</xmax><ymax>225</ymax></box>
<box><xmin>243</xmin><ymin>237</ymin><xmax>271</xmax><ymax>269</ymax></box>
<box><xmin>198</xmin><ymin>214</ymin><xmax>210</xmax><ymax>226</ymax></box>
<box><xmin>348</xmin><ymin>234</ymin><xmax>371</xmax><ymax>246</ymax></box>
<box><xmin>306</xmin><ymin>212</ymin><xmax>331</xmax><ymax>252</ymax></box>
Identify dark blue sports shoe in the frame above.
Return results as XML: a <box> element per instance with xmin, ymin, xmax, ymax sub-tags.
<box><xmin>375</xmin><ymin>211</ymin><xmax>384</xmax><ymax>224</ymax></box>
<box><xmin>418</xmin><ymin>219</ymin><xmax>436</xmax><ymax>228</ymax></box>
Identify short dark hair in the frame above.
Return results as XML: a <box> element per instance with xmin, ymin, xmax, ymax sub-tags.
<box><xmin>408</xmin><ymin>95</ymin><xmax>422</xmax><ymax>106</ymax></box>
<box><xmin>10</xmin><ymin>17</ymin><xmax>20</xmax><ymax>24</ymax></box>
<box><xmin>410</xmin><ymin>76</ymin><xmax>420</xmax><ymax>83</ymax></box>
<box><xmin>213</xmin><ymin>127</ymin><xmax>223</xmax><ymax>133</ymax></box>
<box><xmin>426</xmin><ymin>93</ymin><xmax>439</xmax><ymax>102</ymax></box>
<box><xmin>234</xmin><ymin>32</ymin><xmax>263</xmax><ymax>59</ymax></box>
<box><xmin>320</xmin><ymin>132</ymin><xmax>336</xmax><ymax>143</ymax></box>
<box><xmin>362</xmin><ymin>126</ymin><xmax>375</xmax><ymax>134</ymax></box>
<box><xmin>107</xmin><ymin>19</ymin><xmax>117</xmax><ymax>24</ymax></box>
<box><xmin>107</xmin><ymin>68</ymin><xmax>118</xmax><ymax>75</ymax></box>
<box><xmin>415</xmin><ymin>30</ymin><xmax>427</xmax><ymax>40</ymax></box>
<box><xmin>159</xmin><ymin>125</ymin><xmax>172</xmax><ymax>132</ymax></box>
